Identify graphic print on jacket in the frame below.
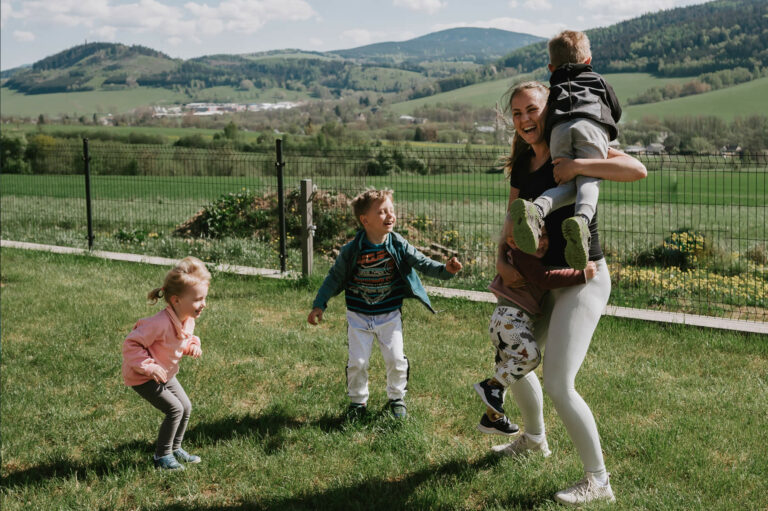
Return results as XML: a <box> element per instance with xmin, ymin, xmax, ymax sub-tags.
<box><xmin>345</xmin><ymin>241</ymin><xmax>405</xmax><ymax>315</ymax></box>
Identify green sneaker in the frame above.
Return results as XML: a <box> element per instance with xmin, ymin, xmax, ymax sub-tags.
<box><xmin>388</xmin><ymin>399</ymin><xmax>407</xmax><ymax>419</ymax></box>
<box><xmin>562</xmin><ymin>216</ymin><xmax>590</xmax><ymax>270</ymax></box>
<box><xmin>346</xmin><ymin>402</ymin><xmax>367</xmax><ymax>421</ymax></box>
<box><xmin>154</xmin><ymin>454</ymin><xmax>185</xmax><ymax>471</ymax></box>
<box><xmin>173</xmin><ymin>448</ymin><xmax>201</xmax><ymax>464</ymax></box>
<box><xmin>509</xmin><ymin>199</ymin><xmax>543</xmax><ymax>254</ymax></box>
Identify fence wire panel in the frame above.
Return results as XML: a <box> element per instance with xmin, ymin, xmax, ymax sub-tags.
<box><xmin>1</xmin><ymin>141</ymin><xmax>766</xmax><ymax>323</ymax></box>
<box><xmin>0</xmin><ymin>141</ymin><xmax>86</xmax><ymax>248</ymax></box>
<box><xmin>287</xmin><ymin>146</ymin><xmax>508</xmax><ymax>290</ymax></box>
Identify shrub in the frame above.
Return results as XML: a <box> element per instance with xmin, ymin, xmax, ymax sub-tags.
<box><xmin>635</xmin><ymin>228</ymin><xmax>710</xmax><ymax>270</ymax></box>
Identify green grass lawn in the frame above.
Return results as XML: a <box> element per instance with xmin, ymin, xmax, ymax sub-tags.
<box><xmin>1</xmin><ymin>248</ymin><xmax>766</xmax><ymax>510</ymax></box>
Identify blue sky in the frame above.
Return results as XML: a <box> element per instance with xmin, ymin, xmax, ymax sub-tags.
<box><xmin>1</xmin><ymin>0</ymin><xmax>711</xmax><ymax>70</ymax></box>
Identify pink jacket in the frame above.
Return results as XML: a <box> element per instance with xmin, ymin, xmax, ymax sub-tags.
<box><xmin>121</xmin><ymin>306</ymin><xmax>201</xmax><ymax>386</ymax></box>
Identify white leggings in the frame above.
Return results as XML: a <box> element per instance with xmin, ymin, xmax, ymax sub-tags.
<box><xmin>508</xmin><ymin>258</ymin><xmax>611</xmax><ymax>474</ymax></box>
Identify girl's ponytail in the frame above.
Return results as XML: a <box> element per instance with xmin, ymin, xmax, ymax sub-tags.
<box><xmin>147</xmin><ymin>257</ymin><xmax>211</xmax><ymax>305</ymax></box>
<box><xmin>147</xmin><ymin>287</ymin><xmax>164</xmax><ymax>305</ymax></box>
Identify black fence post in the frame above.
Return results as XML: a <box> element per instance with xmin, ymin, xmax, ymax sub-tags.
<box><xmin>276</xmin><ymin>139</ymin><xmax>286</xmax><ymax>272</ymax></box>
<box><xmin>82</xmin><ymin>138</ymin><xmax>94</xmax><ymax>250</ymax></box>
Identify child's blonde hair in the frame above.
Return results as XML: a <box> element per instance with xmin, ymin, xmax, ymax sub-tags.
<box><xmin>148</xmin><ymin>256</ymin><xmax>211</xmax><ymax>304</ymax></box>
<box><xmin>351</xmin><ymin>188</ymin><xmax>394</xmax><ymax>224</ymax></box>
<box><xmin>548</xmin><ymin>30</ymin><xmax>591</xmax><ymax>69</ymax></box>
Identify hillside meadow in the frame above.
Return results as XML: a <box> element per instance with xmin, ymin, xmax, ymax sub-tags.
<box><xmin>388</xmin><ymin>73</ymin><xmax>693</xmax><ymax>116</ymax></box>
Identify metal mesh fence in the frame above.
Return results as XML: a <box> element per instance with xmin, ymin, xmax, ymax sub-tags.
<box><xmin>1</xmin><ymin>141</ymin><xmax>766</xmax><ymax>322</ymax></box>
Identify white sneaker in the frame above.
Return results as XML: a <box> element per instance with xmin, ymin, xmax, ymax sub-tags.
<box><xmin>491</xmin><ymin>433</ymin><xmax>552</xmax><ymax>458</ymax></box>
<box><xmin>554</xmin><ymin>473</ymin><xmax>615</xmax><ymax>506</ymax></box>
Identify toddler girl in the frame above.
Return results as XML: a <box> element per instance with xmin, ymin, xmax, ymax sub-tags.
<box><xmin>121</xmin><ymin>256</ymin><xmax>211</xmax><ymax>470</ymax></box>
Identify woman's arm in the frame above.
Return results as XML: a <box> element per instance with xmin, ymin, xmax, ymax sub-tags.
<box><xmin>552</xmin><ymin>148</ymin><xmax>647</xmax><ymax>184</ymax></box>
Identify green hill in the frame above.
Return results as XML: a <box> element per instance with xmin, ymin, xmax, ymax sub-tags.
<box><xmin>498</xmin><ymin>0</ymin><xmax>767</xmax><ymax>76</ymax></box>
<box><xmin>3</xmin><ymin>43</ymin><xmax>178</xmax><ymax>94</ymax></box>
<box><xmin>331</xmin><ymin>27</ymin><xmax>545</xmax><ymax>64</ymax></box>
<box><xmin>623</xmin><ymin>76</ymin><xmax>768</xmax><ymax>122</ymax></box>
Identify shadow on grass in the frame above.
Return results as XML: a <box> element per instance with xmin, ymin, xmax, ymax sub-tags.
<box><xmin>157</xmin><ymin>452</ymin><xmax>549</xmax><ymax>511</ymax></box>
<box><xmin>0</xmin><ymin>439</ymin><xmax>150</xmax><ymax>490</ymax></box>
<box><xmin>184</xmin><ymin>404</ymin><xmax>350</xmax><ymax>454</ymax></box>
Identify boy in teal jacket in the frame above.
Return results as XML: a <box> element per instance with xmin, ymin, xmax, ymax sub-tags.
<box><xmin>308</xmin><ymin>188</ymin><xmax>462</xmax><ymax>419</ymax></box>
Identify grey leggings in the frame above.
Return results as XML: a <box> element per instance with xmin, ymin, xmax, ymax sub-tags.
<box><xmin>132</xmin><ymin>377</ymin><xmax>192</xmax><ymax>458</ymax></box>
<box><xmin>508</xmin><ymin>258</ymin><xmax>611</xmax><ymax>474</ymax></box>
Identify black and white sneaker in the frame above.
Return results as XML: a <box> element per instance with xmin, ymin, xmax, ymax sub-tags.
<box><xmin>478</xmin><ymin>414</ymin><xmax>519</xmax><ymax>436</ymax></box>
<box><xmin>473</xmin><ymin>379</ymin><xmax>505</xmax><ymax>415</ymax></box>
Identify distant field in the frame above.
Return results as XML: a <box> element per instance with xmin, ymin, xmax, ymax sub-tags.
<box><xmin>0</xmin><ymin>87</ymin><xmax>189</xmax><ymax>117</ymax></box>
<box><xmin>388</xmin><ymin>73</ymin><xmax>763</xmax><ymax>121</ymax></box>
<box><xmin>0</xmin><ymin>86</ymin><xmax>309</xmax><ymax>117</ymax></box>
<box><xmin>622</xmin><ymin>76</ymin><xmax>768</xmax><ymax>122</ymax></box>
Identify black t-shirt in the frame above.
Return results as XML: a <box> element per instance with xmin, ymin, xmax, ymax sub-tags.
<box><xmin>509</xmin><ymin>151</ymin><xmax>603</xmax><ymax>267</ymax></box>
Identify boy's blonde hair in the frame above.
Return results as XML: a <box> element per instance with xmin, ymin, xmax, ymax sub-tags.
<box><xmin>548</xmin><ymin>30</ymin><xmax>591</xmax><ymax>69</ymax></box>
<box><xmin>351</xmin><ymin>188</ymin><xmax>394</xmax><ymax>224</ymax></box>
<box><xmin>148</xmin><ymin>256</ymin><xmax>211</xmax><ymax>304</ymax></box>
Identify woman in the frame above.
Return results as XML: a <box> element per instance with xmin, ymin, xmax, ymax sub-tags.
<box><xmin>492</xmin><ymin>81</ymin><xmax>646</xmax><ymax>507</ymax></box>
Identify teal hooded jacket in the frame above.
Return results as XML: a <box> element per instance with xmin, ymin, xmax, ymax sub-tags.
<box><xmin>312</xmin><ymin>230</ymin><xmax>455</xmax><ymax>313</ymax></box>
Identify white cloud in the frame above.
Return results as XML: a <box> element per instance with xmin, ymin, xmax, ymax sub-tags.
<box><xmin>393</xmin><ymin>0</ymin><xmax>444</xmax><ymax>15</ymax></box>
<box><xmin>432</xmin><ymin>17</ymin><xmax>565</xmax><ymax>39</ymax></box>
<box><xmin>582</xmin><ymin>0</ymin><xmax>707</xmax><ymax>15</ymax></box>
<box><xmin>1</xmin><ymin>1</ymin><xmax>13</xmax><ymax>28</ymax></box>
<box><xmin>13</xmin><ymin>30</ymin><xmax>35</xmax><ymax>42</ymax></box>
<box><xmin>2</xmin><ymin>0</ymin><xmax>317</xmax><ymax>40</ymax></box>
<box><xmin>309</xmin><ymin>37</ymin><xmax>324</xmax><ymax>48</ymax></box>
<box><xmin>508</xmin><ymin>1</ymin><xmax>519</xmax><ymax>7</ymax></box>
<box><xmin>523</xmin><ymin>0</ymin><xmax>552</xmax><ymax>10</ymax></box>
<box><xmin>91</xmin><ymin>26</ymin><xmax>117</xmax><ymax>41</ymax></box>
<box><xmin>341</xmin><ymin>29</ymin><xmax>379</xmax><ymax>46</ymax></box>
<box><xmin>167</xmin><ymin>37</ymin><xmax>183</xmax><ymax>46</ymax></box>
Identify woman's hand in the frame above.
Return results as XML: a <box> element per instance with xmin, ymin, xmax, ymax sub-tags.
<box><xmin>552</xmin><ymin>157</ymin><xmax>580</xmax><ymax>184</ymax></box>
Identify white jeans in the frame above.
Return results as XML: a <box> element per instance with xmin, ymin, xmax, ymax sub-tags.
<box><xmin>508</xmin><ymin>258</ymin><xmax>611</xmax><ymax>474</ymax></box>
<box><xmin>346</xmin><ymin>309</ymin><xmax>408</xmax><ymax>404</ymax></box>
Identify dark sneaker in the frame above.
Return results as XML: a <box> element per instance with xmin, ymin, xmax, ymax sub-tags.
<box><xmin>346</xmin><ymin>403</ymin><xmax>367</xmax><ymax>421</ymax></box>
<box><xmin>562</xmin><ymin>216</ymin><xmax>590</xmax><ymax>270</ymax></box>
<box><xmin>173</xmin><ymin>448</ymin><xmax>201</xmax><ymax>464</ymax></box>
<box><xmin>509</xmin><ymin>199</ymin><xmax>543</xmax><ymax>254</ymax></box>
<box><xmin>477</xmin><ymin>414</ymin><xmax>519</xmax><ymax>436</ymax></box>
<box><xmin>388</xmin><ymin>399</ymin><xmax>407</xmax><ymax>419</ymax></box>
<box><xmin>154</xmin><ymin>454</ymin><xmax>184</xmax><ymax>471</ymax></box>
<box><xmin>473</xmin><ymin>379</ymin><xmax>505</xmax><ymax>415</ymax></box>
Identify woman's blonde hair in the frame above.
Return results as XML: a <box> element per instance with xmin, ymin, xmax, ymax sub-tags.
<box><xmin>148</xmin><ymin>256</ymin><xmax>211</xmax><ymax>304</ymax></box>
<box><xmin>499</xmin><ymin>81</ymin><xmax>549</xmax><ymax>178</ymax></box>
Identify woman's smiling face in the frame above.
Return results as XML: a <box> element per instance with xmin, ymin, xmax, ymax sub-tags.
<box><xmin>510</xmin><ymin>88</ymin><xmax>547</xmax><ymax>146</ymax></box>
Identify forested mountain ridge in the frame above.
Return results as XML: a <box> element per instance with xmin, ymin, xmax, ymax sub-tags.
<box><xmin>498</xmin><ymin>0</ymin><xmax>768</xmax><ymax>76</ymax></box>
<box><xmin>331</xmin><ymin>28</ymin><xmax>544</xmax><ymax>64</ymax></box>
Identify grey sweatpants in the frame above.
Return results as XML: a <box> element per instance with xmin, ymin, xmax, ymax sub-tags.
<box><xmin>508</xmin><ymin>258</ymin><xmax>611</xmax><ymax>475</ymax></box>
<box><xmin>132</xmin><ymin>376</ymin><xmax>192</xmax><ymax>458</ymax></box>
<box><xmin>535</xmin><ymin>118</ymin><xmax>610</xmax><ymax>221</ymax></box>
